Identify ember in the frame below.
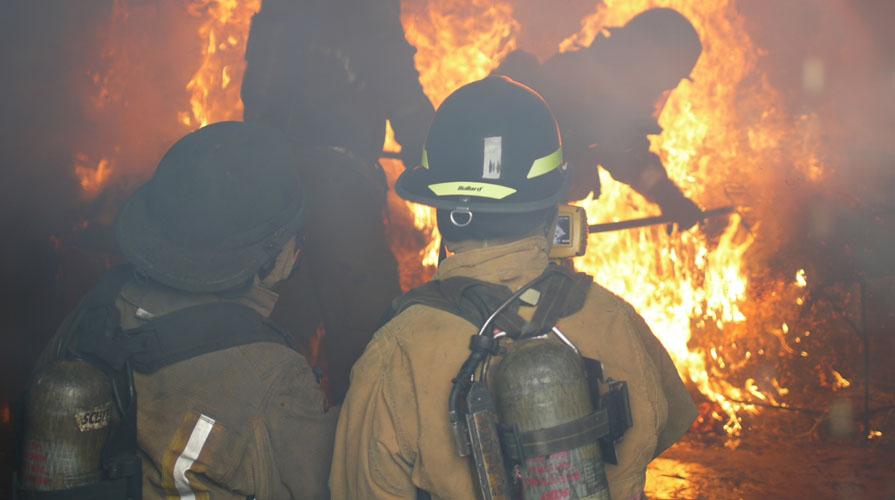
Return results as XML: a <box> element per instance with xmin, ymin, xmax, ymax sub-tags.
<box><xmin>73</xmin><ymin>155</ymin><xmax>112</xmax><ymax>199</ymax></box>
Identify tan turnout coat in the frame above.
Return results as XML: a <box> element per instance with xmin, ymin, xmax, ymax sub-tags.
<box><xmin>40</xmin><ymin>276</ymin><xmax>338</xmax><ymax>499</ymax></box>
<box><xmin>330</xmin><ymin>235</ymin><xmax>697</xmax><ymax>499</ymax></box>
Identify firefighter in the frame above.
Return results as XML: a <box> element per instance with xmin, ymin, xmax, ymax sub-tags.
<box><xmin>241</xmin><ymin>0</ymin><xmax>435</xmax><ymax>401</ymax></box>
<box><xmin>27</xmin><ymin>122</ymin><xmax>336</xmax><ymax>499</ymax></box>
<box><xmin>495</xmin><ymin>8</ymin><xmax>704</xmax><ymax>230</ymax></box>
<box><xmin>330</xmin><ymin>77</ymin><xmax>697</xmax><ymax>499</ymax></box>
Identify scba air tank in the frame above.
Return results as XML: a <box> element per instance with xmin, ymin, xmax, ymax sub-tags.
<box><xmin>21</xmin><ymin>360</ymin><xmax>113</xmax><ymax>492</ymax></box>
<box><xmin>493</xmin><ymin>338</ymin><xmax>611</xmax><ymax>500</ymax></box>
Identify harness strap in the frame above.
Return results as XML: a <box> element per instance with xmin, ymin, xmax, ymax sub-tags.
<box><xmin>15</xmin><ymin>476</ymin><xmax>128</xmax><ymax>500</ymax></box>
<box><xmin>390</xmin><ymin>263</ymin><xmax>593</xmax><ymax>337</ymax></box>
<box><xmin>499</xmin><ymin>409</ymin><xmax>611</xmax><ymax>463</ymax></box>
<box><xmin>75</xmin><ymin>301</ymin><xmax>293</xmax><ymax>374</ymax></box>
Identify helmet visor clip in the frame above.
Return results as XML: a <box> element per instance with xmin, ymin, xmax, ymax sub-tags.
<box><xmin>450</xmin><ymin>208</ymin><xmax>474</xmax><ymax>227</ymax></box>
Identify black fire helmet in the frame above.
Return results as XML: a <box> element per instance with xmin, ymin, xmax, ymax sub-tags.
<box><xmin>396</xmin><ymin>76</ymin><xmax>567</xmax><ymax>215</ymax></box>
<box><xmin>116</xmin><ymin>121</ymin><xmax>305</xmax><ymax>293</ymax></box>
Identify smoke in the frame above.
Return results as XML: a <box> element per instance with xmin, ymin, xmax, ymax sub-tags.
<box><xmin>0</xmin><ymin>0</ymin><xmax>893</xmax><ymax>480</ymax></box>
<box><xmin>738</xmin><ymin>0</ymin><xmax>895</xmax><ymax>280</ymax></box>
<box><xmin>0</xmin><ymin>3</ymin><xmax>208</xmax><ymax>480</ymax></box>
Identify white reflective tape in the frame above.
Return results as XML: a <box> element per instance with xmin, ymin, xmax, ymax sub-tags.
<box><xmin>173</xmin><ymin>414</ymin><xmax>215</xmax><ymax>500</ymax></box>
<box><xmin>482</xmin><ymin>136</ymin><xmax>502</xmax><ymax>179</ymax></box>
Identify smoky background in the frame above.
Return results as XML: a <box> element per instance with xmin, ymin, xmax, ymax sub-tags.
<box><xmin>0</xmin><ymin>0</ymin><xmax>893</xmax><ymax>491</ymax></box>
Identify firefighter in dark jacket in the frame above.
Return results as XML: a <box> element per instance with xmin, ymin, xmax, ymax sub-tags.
<box><xmin>241</xmin><ymin>0</ymin><xmax>435</xmax><ymax>400</ymax></box>
<box><xmin>495</xmin><ymin>8</ymin><xmax>704</xmax><ymax>230</ymax></box>
<box><xmin>29</xmin><ymin>122</ymin><xmax>337</xmax><ymax>499</ymax></box>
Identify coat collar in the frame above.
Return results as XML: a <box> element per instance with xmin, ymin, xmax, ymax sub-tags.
<box><xmin>119</xmin><ymin>275</ymin><xmax>279</xmax><ymax>322</ymax></box>
<box><xmin>435</xmin><ymin>235</ymin><xmax>550</xmax><ymax>290</ymax></box>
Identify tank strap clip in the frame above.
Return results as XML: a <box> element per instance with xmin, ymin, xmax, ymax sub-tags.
<box><xmin>468</xmin><ymin>334</ymin><xmax>499</xmax><ymax>355</ymax></box>
<box><xmin>597</xmin><ymin>379</ymin><xmax>633</xmax><ymax>465</ymax></box>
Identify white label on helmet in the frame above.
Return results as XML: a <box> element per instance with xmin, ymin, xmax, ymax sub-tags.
<box><xmin>482</xmin><ymin>136</ymin><xmax>502</xmax><ymax>179</ymax></box>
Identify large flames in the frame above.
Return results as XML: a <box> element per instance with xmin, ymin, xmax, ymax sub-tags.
<box><xmin>382</xmin><ymin>0</ymin><xmax>523</xmax><ymax>288</ymax></box>
<box><xmin>180</xmin><ymin>0</ymin><xmax>260</xmax><ymax>128</ymax></box>
<box><xmin>562</xmin><ymin>0</ymin><xmax>830</xmax><ymax>438</ymax></box>
<box><xmin>73</xmin><ymin>0</ymin><xmax>839</xmax><ymax>441</ymax></box>
<box><xmin>395</xmin><ymin>0</ymin><xmax>830</xmax><ymax>439</ymax></box>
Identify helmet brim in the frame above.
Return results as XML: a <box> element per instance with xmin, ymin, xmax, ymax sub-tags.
<box><xmin>116</xmin><ymin>182</ymin><xmax>304</xmax><ymax>293</ymax></box>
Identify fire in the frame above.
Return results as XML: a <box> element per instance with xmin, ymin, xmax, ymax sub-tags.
<box><xmin>73</xmin><ymin>154</ymin><xmax>112</xmax><ymax>199</ymax></box>
<box><xmin>68</xmin><ymin>0</ymin><xmax>837</xmax><ymax>441</ymax></box>
<box><xmin>391</xmin><ymin>0</ymin><xmax>825</xmax><ymax>438</ymax></box>
<box><xmin>180</xmin><ymin>0</ymin><xmax>260</xmax><ymax>128</ymax></box>
<box><xmin>562</xmin><ymin>0</ymin><xmax>829</xmax><ymax>438</ymax></box>
<box><xmin>380</xmin><ymin>0</ymin><xmax>522</xmax><ymax>289</ymax></box>
<box><xmin>402</xmin><ymin>0</ymin><xmax>520</xmax><ymax>108</ymax></box>
<box><xmin>830</xmin><ymin>369</ymin><xmax>851</xmax><ymax>391</ymax></box>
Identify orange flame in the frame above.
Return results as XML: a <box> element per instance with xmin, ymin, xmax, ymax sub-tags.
<box><xmin>180</xmin><ymin>0</ymin><xmax>260</xmax><ymax>129</ymax></box>
<box><xmin>81</xmin><ymin>0</ymin><xmax>835</xmax><ymax>442</ymax></box>
<box><xmin>393</xmin><ymin>0</ymin><xmax>829</xmax><ymax>440</ymax></box>
<box><xmin>562</xmin><ymin>0</ymin><xmax>829</xmax><ymax>438</ymax></box>
<box><xmin>74</xmin><ymin>154</ymin><xmax>112</xmax><ymax>199</ymax></box>
<box><xmin>383</xmin><ymin>0</ymin><xmax>521</xmax><ymax>288</ymax></box>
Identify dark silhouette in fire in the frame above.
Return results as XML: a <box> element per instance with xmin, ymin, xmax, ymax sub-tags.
<box><xmin>240</xmin><ymin>0</ymin><xmax>435</xmax><ymax>401</ymax></box>
<box><xmin>495</xmin><ymin>8</ymin><xmax>704</xmax><ymax>230</ymax></box>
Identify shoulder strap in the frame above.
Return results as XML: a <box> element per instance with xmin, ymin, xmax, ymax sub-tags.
<box><xmin>390</xmin><ymin>277</ymin><xmax>528</xmax><ymax>334</ymax></box>
<box><xmin>389</xmin><ymin>264</ymin><xmax>593</xmax><ymax>337</ymax></box>
<box><xmin>56</xmin><ymin>265</ymin><xmax>134</xmax><ymax>361</ymax></box>
<box><xmin>520</xmin><ymin>264</ymin><xmax>593</xmax><ymax>338</ymax></box>
<box><xmin>75</xmin><ymin>301</ymin><xmax>294</xmax><ymax>374</ymax></box>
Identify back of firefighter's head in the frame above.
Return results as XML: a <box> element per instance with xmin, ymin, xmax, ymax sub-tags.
<box><xmin>115</xmin><ymin>121</ymin><xmax>306</xmax><ymax>293</ymax></box>
<box><xmin>603</xmin><ymin>8</ymin><xmax>702</xmax><ymax>94</ymax></box>
<box><xmin>396</xmin><ymin>76</ymin><xmax>567</xmax><ymax>247</ymax></box>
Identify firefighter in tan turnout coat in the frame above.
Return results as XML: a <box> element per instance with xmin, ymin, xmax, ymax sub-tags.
<box><xmin>330</xmin><ymin>77</ymin><xmax>697</xmax><ymax>499</ymax></box>
<box><xmin>27</xmin><ymin>122</ymin><xmax>337</xmax><ymax>499</ymax></box>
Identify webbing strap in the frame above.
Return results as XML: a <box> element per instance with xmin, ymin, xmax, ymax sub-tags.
<box><xmin>75</xmin><ymin>301</ymin><xmax>293</xmax><ymax>374</ymax></box>
<box><xmin>15</xmin><ymin>477</ymin><xmax>128</xmax><ymax>500</ymax></box>
<box><xmin>390</xmin><ymin>264</ymin><xmax>592</xmax><ymax>338</ymax></box>
<box><xmin>390</xmin><ymin>277</ymin><xmax>528</xmax><ymax>333</ymax></box>
<box><xmin>521</xmin><ymin>268</ymin><xmax>575</xmax><ymax>338</ymax></box>
<box><xmin>56</xmin><ymin>265</ymin><xmax>133</xmax><ymax>361</ymax></box>
<box><xmin>499</xmin><ymin>409</ymin><xmax>611</xmax><ymax>463</ymax></box>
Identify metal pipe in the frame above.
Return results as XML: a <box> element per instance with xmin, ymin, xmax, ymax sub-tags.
<box><xmin>588</xmin><ymin>206</ymin><xmax>736</xmax><ymax>233</ymax></box>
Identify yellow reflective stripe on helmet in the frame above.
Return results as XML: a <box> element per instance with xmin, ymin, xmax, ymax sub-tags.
<box><xmin>526</xmin><ymin>147</ymin><xmax>563</xmax><ymax>179</ymax></box>
<box><xmin>421</xmin><ymin>149</ymin><xmax>429</xmax><ymax>169</ymax></box>
<box><xmin>428</xmin><ymin>182</ymin><xmax>517</xmax><ymax>199</ymax></box>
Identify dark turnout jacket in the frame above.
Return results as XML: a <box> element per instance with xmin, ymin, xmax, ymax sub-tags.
<box><xmin>242</xmin><ymin>0</ymin><xmax>433</xmax><ymax>400</ymax></box>
<box><xmin>242</xmin><ymin>0</ymin><xmax>433</xmax><ymax>166</ymax></box>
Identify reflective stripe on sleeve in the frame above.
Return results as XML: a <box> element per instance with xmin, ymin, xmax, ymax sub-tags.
<box><xmin>173</xmin><ymin>414</ymin><xmax>216</xmax><ymax>500</ymax></box>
